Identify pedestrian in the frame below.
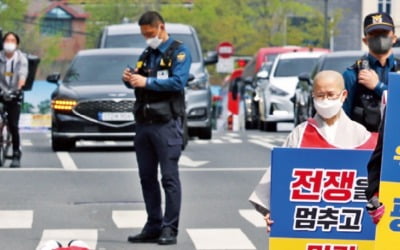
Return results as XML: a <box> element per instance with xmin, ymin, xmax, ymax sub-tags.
<box><xmin>0</xmin><ymin>31</ymin><xmax>28</xmax><ymax>168</ymax></box>
<box><xmin>342</xmin><ymin>12</ymin><xmax>398</xmax><ymax>132</ymax></box>
<box><xmin>249</xmin><ymin>70</ymin><xmax>377</xmax><ymax>232</ymax></box>
<box><xmin>122</xmin><ymin>11</ymin><xmax>191</xmax><ymax>245</ymax></box>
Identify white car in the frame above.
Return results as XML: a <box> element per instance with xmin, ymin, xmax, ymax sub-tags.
<box><xmin>256</xmin><ymin>51</ymin><xmax>328</xmax><ymax>131</ymax></box>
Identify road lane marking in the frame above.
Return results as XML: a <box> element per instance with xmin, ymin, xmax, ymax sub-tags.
<box><xmin>56</xmin><ymin>152</ymin><xmax>78</xmax><ymax>170</ymax></box>
<box><xmin>187</xmin><ymin>228</ymin><xmax>256</xmax><ymax>249</ymax></box>
<box><xmin>179</xmin><ymin>155</ymin><xmax>209</xmax><ymax>167</ymax></box>
<box><xmin>36</xmin><ymin>229</ymin><xmax>97</xmax><ymax>250</ymax></box>
<box><xmin>0</xmin><ymin>167</ymin><xmax>266</xmax><ymax>172</ymax></box>
<box><xmin>248</xmin><ymin>139</ymin><xmax>276</xmax><ymax>149</ymax></box>
<box><xmin>21</xmin><ymin>139</ymin><xmax>33</xmax><ymax>146</ymax></box>
<box><xmin>0</xmin><ymin>210</ymin><xmax>33</xmax><ymax>229</ymax></box>
<box><xmin>112</xmin><ymin>210</ymin><xmax>146</xmax><ymax>228</ymax></box>
<box><xmin>239</xmin><ymin>209</ymin><xmax>265</xmax><ymax>227</ymax></box>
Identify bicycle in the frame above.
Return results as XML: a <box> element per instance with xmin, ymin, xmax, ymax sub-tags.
<box><xmin>0</xmin><ymin>90</ymin><xmax>21</xmax><ymax>167</ymax></box>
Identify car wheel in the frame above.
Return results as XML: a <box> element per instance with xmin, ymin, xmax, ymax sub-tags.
<box><xmin>198</xmin><ymin>126</ymin><xmax>212</xmax><ymax>140</ymax></box>
<box><xmin>52</xmin><ymin>136</ymin><xmax>75</xmax><ymax>151</ymax></box>
<box><xmin>265</xmin><ymin>121</ymin><xmax>277</xmax><ymax>132</ymax></box>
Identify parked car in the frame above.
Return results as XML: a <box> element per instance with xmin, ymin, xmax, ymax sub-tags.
<box><xmin>256</xmin><ymin>51</ymin><xmax>327</xmax><ymax>131</ymax></box>
<box><xmin>292</xmin><ymin>50</ymin><xmax>365</xmax><ymax>125</ymax></box>
<box><xmin>47</xmin><ymin>48</ymin><xmax>142</xmax><ymax>151</ymax></box>
<box><xmin>97</xmin><ymin>22</ymin><xmax>218</xmax><ymax>139</ymax></box>
<box><xmin>241</xmin><ymin>46</ymin><xmax>329</xmax><ymax>129</ymax></box>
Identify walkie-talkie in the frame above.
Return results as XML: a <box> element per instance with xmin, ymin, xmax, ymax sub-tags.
<box><xmin>359</xmin><ymin>58</ymin><xmax>370</xmax><ymax>70</ymax></box>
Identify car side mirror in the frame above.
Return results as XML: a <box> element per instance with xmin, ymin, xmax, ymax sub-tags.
<box><xmin>204</xmin><ymin>51</ymin><xmax>218</xmax><ymax>65</ymax></box>
<box><xmin>188</xmin><ymin>73</ymin><xmax>195</xmax><ymax>82</ymax></box>
<box><xmin>256</xmin><ymin>70</ymin><xmax>269</xmax><ymax>79</ymax></box>
<box><xmin>298</xmin><ymin>72</ymin><xmax>311</xmax><ymax>85</ymax></box>
<box><xmin>46</xmin><ymin>73</ymin><xmax>61</xmax><ymax>84</ymax></box>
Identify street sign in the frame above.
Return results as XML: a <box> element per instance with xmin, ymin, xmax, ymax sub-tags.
<box><xmin>217</xmin><ymin>42</ymin><xmax>234</xmax><ymax>59</ymax></box>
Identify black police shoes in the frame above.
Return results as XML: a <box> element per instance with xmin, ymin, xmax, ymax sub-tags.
<box><xmin>157</xmin><ymin>227</ymin><xmax>177</xmax><ymax>245</ymax></box>
<box><xmin>127</xmin><ymin>231</ymin><xmax>161</xmax><ymax>243</ymax></box>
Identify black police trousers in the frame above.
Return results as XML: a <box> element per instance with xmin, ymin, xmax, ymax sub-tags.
<box><xmin>135</xmin><ymin>118</ymin><xmax>183</xmax><ymax>234</ymax></box>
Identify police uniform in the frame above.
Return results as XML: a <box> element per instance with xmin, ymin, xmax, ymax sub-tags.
<box><xmin>128</xmin><ymin>37</ymin><xmax>191</xmax><ymax>235</ymax></box>
<box><xmin>342</xmin><ymin>54</ymin><xmax>397</xmax><ymax>131</ymax></box>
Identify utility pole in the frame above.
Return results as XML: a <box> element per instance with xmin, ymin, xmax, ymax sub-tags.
<box><xmin>324</xmin><ymin>0</ymin><xmax>329</xmax><ymax>49</ymax></box>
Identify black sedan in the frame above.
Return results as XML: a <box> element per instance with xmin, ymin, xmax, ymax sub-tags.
<box><xmin>47</xmin><ymin>48</ymin><xmax>142</xmax><ymax>151</ymax></box>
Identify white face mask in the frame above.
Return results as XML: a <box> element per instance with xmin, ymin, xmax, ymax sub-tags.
<box><xmin>313</xmin><ymin>96</ymin><xmax>343</xmax><ymax>119</ymax></box>
<box><xmin>146</xmin><ymin>27</ymin><xmax>162</xmax><ymax>49</ymax></box>
<box><xmin>3</xmin><ymin>42</ymin><xmax>16</xmax><ymax>53</ymax></box>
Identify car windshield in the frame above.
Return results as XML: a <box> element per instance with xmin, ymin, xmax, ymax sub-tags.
<box><xmin>274</xmin><ymin>58</ymin><xmax>318</xmax><ymax>77</ymax></box>
<box><xmin>105</xmin><ymin>34</ymin><xmax>200</xmax><ymax>62</ymax></box>
<box><xmin>63</xmin><ymin>54</ymin><xmax>139</xmax><ymax>85</ymax></box>
<box><xmin>321</xmin><ymin>56</ymin><xmax>361</xmax><ymax>73</ymax></box>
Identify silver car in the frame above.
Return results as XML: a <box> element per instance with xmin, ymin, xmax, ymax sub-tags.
<box><xmin>256</xmin><ymin>51</ymin><xmax>327</xmax><ymax>131</ymax></box>
<box><xmin>97</xmin><ymin>23</ymin><xmax>217</xmax><ymax>139</ymax></box>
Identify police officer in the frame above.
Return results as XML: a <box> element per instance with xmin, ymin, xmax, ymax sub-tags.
<box><xmin>122</xmin><ymin>11</ymin><xmax>191</xmax><ymax>245</ymax></box>
<box><xmin>344</xmin><ymin>12</ymin><xmax>398</xmax><ymax>225</ymax></box>
<box><xmin>342</xmin><ymin>12</ymin><xmax>398</xmax><ymax>132</ymax></box>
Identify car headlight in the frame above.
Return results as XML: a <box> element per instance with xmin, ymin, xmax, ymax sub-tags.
<box><xmin>52</xmin><ymin>99</ymin><xmax>77</xmax><ymax>111</ymax></box>
<box><xmin>269</xmin><ymin>85</ymin><xmax>288</xmax><ymax>96</ymax></box>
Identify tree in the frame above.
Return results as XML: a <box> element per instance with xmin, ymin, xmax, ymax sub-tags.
<box><xmin>84</xmin><ymin>0</ymin><xmax>149</xmax><ymax>48</ymax></box>
<box><xmin>37</xmin><ymin>99</ymin><xmax>51</xmax><ymax>114</ymax></box>
<box><xmin>21</xmin><ymin>102</ymin><xmax>34</xmax><ymax>114</ymax></box>
<box><xmin>0</xmin><ymin>0</ymin><xmax>27</xmax><ymax>32</ymax></box>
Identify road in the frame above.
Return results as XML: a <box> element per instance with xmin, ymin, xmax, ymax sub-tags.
<box><xmin>0</xmin><ymin>129</ymin><xmax>289</xmax><ymax>250</ymax></box>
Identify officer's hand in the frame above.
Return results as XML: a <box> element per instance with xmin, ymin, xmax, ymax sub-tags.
<box><xmin>130</xmin><ymin>74</ymin><xmax>147</xmax><ymax>88</ymax></box>
<box><xmin>264</xmin><ymin>213</ymin><xmax>274</xmax><ymax>233</ymax></box>
<box><xmin>358</xmin><ymin>69</ymin><xmax>379</xmax><ymax>90</ymax></box>
<box><xmin>122</xmin><ymin>69</ymin><xmax>133</xmax><ymax>83</ymax></box>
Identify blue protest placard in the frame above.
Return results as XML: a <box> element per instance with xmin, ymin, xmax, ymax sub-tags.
<box><xmin>269</xmin><ymin>148</ymin><xmax>375</xmax><ymax>250</ymax></box>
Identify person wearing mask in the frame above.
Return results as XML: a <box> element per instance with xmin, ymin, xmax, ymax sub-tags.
<box><xmin>0</xmin><ymin>32</ymin><xmax>28</xmax><ymax>168</ymax></box>
<box><xmin>342</xmin><ymin>12</ymin><xmax>398</xmax><ymax>132</ymax></box>
<box><xmin>122</xmin><ymin>11</ymin><xmax>191</xmax><ymax>245</ymax></box>
<box><xmin>249</xmin><ymin>70</ymin><xmax>377</xmax><ymax>232</ymax></box>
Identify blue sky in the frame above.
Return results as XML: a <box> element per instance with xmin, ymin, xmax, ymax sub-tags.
<box><xmin>24</xmin><ymin>80</ymin><xmax>57</xmax><ymax>106</ymax></box>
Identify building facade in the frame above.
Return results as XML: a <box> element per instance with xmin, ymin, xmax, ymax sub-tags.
<box><xmin>26</xmin><ymin>0</ymin><xmax>89</xmax><ymax>61</ymax></box>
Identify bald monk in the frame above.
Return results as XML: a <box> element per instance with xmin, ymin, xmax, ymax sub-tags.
<box><xmin>249</xmin><ymin>70</ymin><xmax>378</xmax><ymax>232</ymax></box>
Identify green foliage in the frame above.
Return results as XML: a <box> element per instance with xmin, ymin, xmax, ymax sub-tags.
<box><xmin>21</xmin><ymin>102</ymin><xmax>34</xmax><ymax>114</ymax></box>
<box><xmin>37</xmin><ymin>99</ymin><xmax>51</xmax><ymax>114</ymax></box>
<box><xmin>20</xmin><ymin>24</ymin><xmax>62</xmax><ymax>77</ymax></box>
<box><xmin>84</xmin><ymin>0</ymin><xmax>149</xmax><ymax>48</ymax></box>
<box><xmin>0</xmin><ymin>0</ymin><xmax>27</xmax><ymax>32</ymax></box>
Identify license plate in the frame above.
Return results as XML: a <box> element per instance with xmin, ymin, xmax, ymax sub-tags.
<box><xmin>99</xmin><ymin>112</ymin><xmax>134</xmax><ymax>121</ymax></box>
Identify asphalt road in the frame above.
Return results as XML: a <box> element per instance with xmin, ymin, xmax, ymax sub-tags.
<box><xmin>0</xmin><ymin>129</ymin><xmax>289</xmax><ymax>250</ymax></box>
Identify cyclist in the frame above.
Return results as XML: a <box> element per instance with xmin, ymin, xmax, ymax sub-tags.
<box><xmin>0</xmin><ymin>32</ymin><xmax>28</xmax><ymax>168</ymax></box>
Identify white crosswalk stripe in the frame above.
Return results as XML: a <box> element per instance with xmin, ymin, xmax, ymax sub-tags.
<box><xmin>187</xmin><ymin>228</ymin><xmax>256</xmax><ymax>249</ymax></box>
<box><xmin>0</xmin><ymin>210</ymin><xmax>33</xmax><ymax>229</ymax></box>
<box><xmin>0</xmin><ymin>208</ymin><xmax>264</xmax><ymax>249</ymax></box>
<box><xmin>239</xmin><ymin>209</ymin><xmax>265</xmax><ymax>227</ymax></box>
<box><xmin>112</xmin><ymin>210</ymin><xmax>146</xmax><ymax>228</ymax></box>
<box><xmin>36</xmin><ymin>229</ymin><xmax>98</xmax><ymax>250</ymax></box>
<box><xmin>21</xmin><ymin>139</ymin><xmax>33</xmax><ymax>146</ymax></box>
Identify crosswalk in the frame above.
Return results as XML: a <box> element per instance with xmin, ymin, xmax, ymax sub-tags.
<box><xmin>2</xmin><ymin>209</ymin><xmax>264</xmax><ymax>250</ymax></box>
<box><xmin>20</xmin><ymin>131</ymin><xmax>288</xmax><ymax>149</ymax></box>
